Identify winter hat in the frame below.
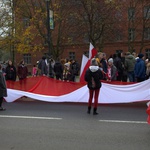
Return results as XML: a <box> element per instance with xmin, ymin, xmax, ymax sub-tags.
<box><xmin>108</xmin><ymin>58</ymin><xmax>113</xmax><ymax>63</ymax></box>
<box><xmin>138</xmin><ymin>53</ymin><xmax>144</xmax><ymax>58</ymax></box>
<box><xmin>135</xmin><ymin>57</ymin><xmax>139</xmax><ymax>60</ymax></box>
<box><xmin>90</xmin><ymin>58</ymin><xmax>98</xmax><ymax>66</ymax></box>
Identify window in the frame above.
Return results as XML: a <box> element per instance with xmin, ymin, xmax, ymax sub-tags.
<box><xmin>144</xmin><ymin>6</ymin><xmax>150</xmax><ymax>19</ymax></box>
<box><xmin>128</xmin><ymin>7</ymin><xmax>135</xmax><ymax>20</ymax></box>
<box><xmin>23</xmin><ymin>53</ymin><xmax>31</xmax><ymax>64</ymax></box>
<box><xmin>144</xmin><ymin>27</ymin><xmax>150</xmax><ymax>40</ymax></box>
<box><xmin>69</xmin><ymin>52</ymin><xmax>75</xmax><ymax>60</ymax></box>
<box><xmin>145</xmin><ymin>49</ymin><xmax>150</xmax><ymax>58</ymax></box>
<box><xmin>128</xmin><ymin>28</ymin><xmax>135</xmax><ymax>41</ymax></box>
<box><xmin>23</xmin><ymin>18</ymin><xmax>30</xmax><ymax>28</ymax></box>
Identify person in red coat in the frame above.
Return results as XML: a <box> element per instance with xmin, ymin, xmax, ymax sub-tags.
<box><xmin>84</xmin><ymin>58</ymin><xmax>103</xmax><ymax>115</ymax></box>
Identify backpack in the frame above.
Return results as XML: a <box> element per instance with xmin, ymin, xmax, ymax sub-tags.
<box><xmin>38</xmin><ymin>59</ymin><xmax>42</xmax><ymax>70</ymax></box>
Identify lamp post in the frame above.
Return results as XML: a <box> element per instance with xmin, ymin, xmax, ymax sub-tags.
<box><xmin>45</xmin><ymin>0</ymin><xmax>51</xmax><ymax>57</ymax></box>
<box><xmin>45</xmin><ymin>0</ymin><xmax>53</xmax><ymax>77</ymax></box>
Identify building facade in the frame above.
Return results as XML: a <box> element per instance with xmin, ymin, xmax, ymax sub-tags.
<box><xmin>12</xmin><ymin>0</ymin><xmax>150</xmax><ymax>74</ymax></box>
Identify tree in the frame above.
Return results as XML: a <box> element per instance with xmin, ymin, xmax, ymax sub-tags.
<box><xmin>64</xmin><ymin>0</ymin><xmax>121</xmax><ymax>52</ymax></box>
<box><xmin>10</xmin><ymin>0</ymin><xmax>80</xmax><ymax>60</ymax></box>
<box><xmin>0</xmin><ymin>0</ymin><xmax>13</xmax><ymax>60</ymax></box>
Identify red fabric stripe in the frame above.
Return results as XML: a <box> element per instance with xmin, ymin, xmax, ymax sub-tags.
<box><xmin>6</xmin><ymin>77</ymin><xmax>42</xmax><ymax>91</ymax></box>
<box><xmin>7</xmin><ymin>77</ymin><xmax>137</xmax><ymax>95</ymax></box>
<box><xmin>26</xmin><ymin>76</ymin><xmax>84</xmax><ymax>96</ymax></box>
<box><xmin>91</xmin><ymin>48</ymin><xmax>97</xmax><ymax>58</ymax></box>
<box><xmin>80</xmin><ymin>60</ymin><xmax>90</xmax><ymax>83</ymax></box>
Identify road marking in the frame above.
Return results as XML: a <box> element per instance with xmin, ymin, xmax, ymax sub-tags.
<box><xmin>0</xmin><ymin>115</ymin><xmax>62</xmax><ymax>120</ymax></box>
<box><xmin>99</xmin><ymin>120</ymin><xmax>147</xmax><ymax>124</ymax></box>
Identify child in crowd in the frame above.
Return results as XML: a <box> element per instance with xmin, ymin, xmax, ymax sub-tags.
<box><xmin>32</xmin><ymin>65</ymin><xmax>37</xmax><ymax>77</ymax></box>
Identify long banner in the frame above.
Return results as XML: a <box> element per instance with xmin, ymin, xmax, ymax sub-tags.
<box><xmin>5</xmin><ymin>76</ymin><xmax>150</xmax><ymax>104</ymax></box>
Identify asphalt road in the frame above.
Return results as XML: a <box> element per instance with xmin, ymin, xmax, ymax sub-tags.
<box><xmin>0</xmin><ymin>98</ymin><xmax>150</xmax><ymax>150</ymax></box>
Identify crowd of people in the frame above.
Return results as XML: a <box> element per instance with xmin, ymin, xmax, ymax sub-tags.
<box><xmin>93</xmin><ymin>51</ymin><xmax>150</xmax><ymax>83</ymax></box>
<box><xmin>0</xmin><ymin>57</ymin><xmax>80</xmax><ymax>83</ymax></box>
<box><xmin>33</xmin><ymin>51</ymin><xmax>149</xmax><ymax>84</ymax></box>
<box><xmin>37</xmin><ymin>57</ymin><xmax>80</xmax><ymax>82</ymax></box>
<box><xmin>1</xmin><ymin>51</ymin><xmax>148</xmax><ymax>84</ymax></box>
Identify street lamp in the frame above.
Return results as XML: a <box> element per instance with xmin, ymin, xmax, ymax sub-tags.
<box><xmin>45</xmin><ymin>0</ymin><xmax>54</xmax><ymax>77</ymax></box>
<box><xmin>45</xmin><ymin>0</ymin><xmax>51</xmax><ymax>57</ymax></box>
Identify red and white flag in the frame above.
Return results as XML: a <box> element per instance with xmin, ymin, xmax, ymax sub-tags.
<box><xmin>80</xmin><ymin>43</ymin><xmax>97</xmax><ymax>82</ymax></box>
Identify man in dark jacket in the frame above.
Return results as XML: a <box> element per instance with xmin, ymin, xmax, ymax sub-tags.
<box><xmin>54</xmin><ymin>59</ymin><xmax>63</xmax><ymax>80</ymax></box>
<box><xmin>5</xmin><ymin>60</ymin><xmax>16</xmax><ymax>81</ymax></box>
<box><xmin>84</xmin><ymin>58</ymin><xmax>103</xmax><ymax>115</ymax></box>
<box><xmin>0</xmin><ymin>64</ymin><xmax>7</xmax><ymax>111</ymax></box>
<box><xmin>134</xmin><ymin>53</ymin><xmax>146</xmax><ymax>82</ymax></box>
<box><xmin>38</xmin><ymin>56</ymin><xmax>49</xmax><ymax>76</ymax></box>
<box><xmin>69</xmin><ymin>59</ymin><xmax>80</xmax><ymax>82</ymax></box>
<box><xmin>113</xmin><ymin>53</ymin><xmax>124</xmax><ymax>81</ymax></box>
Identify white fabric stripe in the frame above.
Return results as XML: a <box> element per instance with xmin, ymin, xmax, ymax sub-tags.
<box><xmin>99</xmin><ymin>120</ymin><xmax>147</xmax><ymax>124</ymax></box>
<box><xmin>0</xmin><ymin>115</ymin><xmax>62</xmax><ymax>120</ymax></box>
<box><xmin>80</xmin><ymin>54</ymin><xmax>88</xmax><ymax>77</ymax></box>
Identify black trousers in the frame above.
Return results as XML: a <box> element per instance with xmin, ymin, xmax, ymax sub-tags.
<box><xmin>0</xmin><ymin>97</ymin><xmax>3</xmax><ymax>107</ymax></box>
